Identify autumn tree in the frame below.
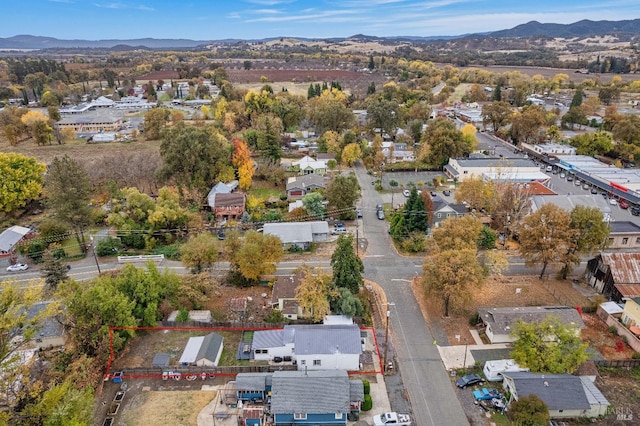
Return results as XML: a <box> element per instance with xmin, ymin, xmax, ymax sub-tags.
<box><xmin>227</xmin><ymin>230</ymin><xmax>283</xmax><ymax>284</ymax></box>
<box><xmin>143</xmin><ymin>107</ymin><xmax>171</xmax><ymax>140</ymax></box>
<box><xmin>45</xmin><ymin>155</ymin><xmax>93</xmax><ymax>251</ymax></box>
<box><xmin>481</xmin><ymin>101</ymin><xmax>512</xmax><ymax>132</ymax></box>
<box><xmin>20</xmin><ymin>109</ymin><xmax>52</xmax><ymax>145</ymax></box>
<box><xmin>307</xmin><ymin>88</ymin><xmax>354</xmax><ymax>134</ymax></box>
<box><xmin>568</xmin><ymin>131</ymin><xmax>614</xmax><ymax>156</ymax></box>
<box><xmin>510</xmin><ymin>104</ymin><xmax>547</xmax><ymax>144</ymax></box>
<box><xmin>232</xmin><ymin>138</ymin><xmax>255</xmax><ymax>191</ymax></box>
<box><xmin>326</xmin><ymin>173</ymin><xmax>361</xmax><ymax>220</ymax></box>
<box><xmin>302</xmin><ymin>192</ymin><xmax>325</xmax><ymax>219</ymax></box>
<box><xmin>295</xmin><ymin>266</ymin><xmax>337</xmax><ymax>322</ymax></box>
<box><xmin>511</xmin><ymin>315</ymin><xmax>589</xmax><ymax>374</ymax></box>
<box><xmin>180</xmin><ymin>233</ymin><xmax>220</xmax><ymax>274</ymax></box>
<box><xmin>455</xmin><ymin>176</ymin><xmax>496</xmax><ymax>211</ymax></box>
<box><xmin>517</xmin><ymin>204</ymin><xmax>575</xmax><ymax>279</ymax></box>
<box><xmin>420</xmin><ymin>117</ymin><xmax>473</xmax><ymax>167</ymax></box>
<box><xmin>0</xmin><ymin>152</ymin><xmax>46</xmax><ymax>215</ymax></box>
<box><xmin>331</xmin><ymin>234</ymin><xmax>364</xmax><ymax>295</ymax></box>
<box><xmin>366</xmin><ymin>97</ymin><xmax>400</xmax><ymax>138</ymax></box>
<box><xmin>612</xmin><ymin>114</ymin><xmax>640</xmax><ymax>145</ymax></box>
<box><xmin>559</xmin><ymin>206</ymin><xmax>610</xmax><ymax>279</ymax></box>
<box><xmin>341</xmin><ymin>142</ymin><xmax>362</xmax><ymax>166</ymax></box>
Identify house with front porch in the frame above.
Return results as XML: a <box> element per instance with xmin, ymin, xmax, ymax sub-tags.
<box><xmin>286</xmin><ymin>174</ymin><xmax>326</xmax><ymax>199</ymax></box>
<box><xmin>430</xmin><ymin>201</ymin><xmax>468</xmax><ymax>228</ymax></box>
<box><xmin>283</xmin><ymin>156</ymin><xmax>327</xmax><ymax>176</ymax></box>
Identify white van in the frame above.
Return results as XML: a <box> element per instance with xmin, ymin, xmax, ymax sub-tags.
<box><xmin>483</xmin><ymin>359</ymin><xmax>529</xmax><ymax>381</ymax></box>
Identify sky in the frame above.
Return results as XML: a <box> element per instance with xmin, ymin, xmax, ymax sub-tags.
<box><xmin>3</xmin><ymin>0</ymin><xmax>640</xmax><ymax>41</ymax></box>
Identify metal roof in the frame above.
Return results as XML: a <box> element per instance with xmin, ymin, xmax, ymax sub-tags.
<box><xmin>600</xmin><ymin>252</ymin><xmax>640</xmax><ymax>284</ymax></box>
<box><xmin>263</xmin><ymin>222</ymin><xmax>314</xmax><ymax>244</ymax></box>
<box><xmin>236</xmin><ymin>373</ymin><xmax>270</xmax><ymax>391</ymax></box>
<box><xmin>293</xmin><ymin>324</ymin><xmax>362</xmax><ymax>355</ymax></box>
<box><xmin>609</xmin><ymin>221</ymin><xmax>640</xmax><ymax>234</ymax></box>
<box><xmin>0</xmin><ymin>225</ymin><xmax>31</xmax><ymax>252</ymax></box>
<box><xmin>270</xmin><ymin>370</ymin><xmax>350</xmax><ymax>414</ymax></box>
<box><xmin>252</xmin><ymin>329</ymin><xmax>285</xmax><ymax>349</ymax></box>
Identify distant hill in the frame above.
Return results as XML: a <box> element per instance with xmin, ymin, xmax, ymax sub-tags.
<box><xmin>489</xmin><ymin>19</ymin><xmax>640</xmax><ymax>38</ymax></box>
<box><xmin>1</xmin><ymin>18</ymin><xmax>640</xmax><ymax>50</ymax></box>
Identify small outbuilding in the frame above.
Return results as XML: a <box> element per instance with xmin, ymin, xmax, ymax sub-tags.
<box><xmin>178</xmin><ymin>332</ymin><xmax>224</xmax><ymax>367</ymax></box>
<box><xmin>152</xmin><ymin>353</ymin><xmax>170</xmax><ymax>368</ymax></box>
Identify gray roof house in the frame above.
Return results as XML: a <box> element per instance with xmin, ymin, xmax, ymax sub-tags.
<box><xmin>271</xmin><ymin>273</ymin><xmax>308</xmax><ymax>320</ymax></box>
<box><xmin>430</xmin><ymin>200</ymin><xmax>468</xmax><ymax>228</ymax></box>
<box><xmin>0</xmin><ymin>225</ymin><xmax>32</xmax><ymax>257</ymax></box>
<box><xmin>206</xmin><ymin>180</ymin><xmax>239</xmax><ymax>207</ymax></box>
<box><xmin>252</xmin><ymin>324</ymin><xmax>362</xmax><ymax>371</ymax></box>
<box><xmin>501</xmin><ymin>372</ymin><xmax>609</xmax><ymax>419</ymax></box>
<box><xmin>24</xmin><ymin>301</ymin><xmax>66</xmax><ymax>350</ymax></box>
<box><xmin>606</xmin><ymin>221</ymin><xmax>640</xmax><ymax>250</ymax></box>
<box><xmin>263</xmin><ymin>221</ymin><xmax>329</xmax><ymax>249</ymax></box>
<box><xmin>530</xmin><ymin>194</ymin><xmax>613</xmax><ymax>223</ymax></box>
<box><xmin>178</xmin><ymin>332</ymin><xmax>224</xmax><ymax>367</ymax></box>
<box><xmin>286</xmin><ymin>174</ymin><xmax>326</xmax><ymax>199</ymax></box>
<box><xmin>271</xmin><ymin>370</ymin><xmax>363</xmax><ymax>425</ymax></box>
<box><xmin>477</xmin><ymin>306</ymin><xmax>585</xmax><ymax>344</ymax></box>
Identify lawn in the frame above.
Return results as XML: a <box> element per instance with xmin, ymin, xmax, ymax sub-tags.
<box><xmin>249</xmin><ymin>185</ymin><xmax>283</xmax><ymax>200</ymax></box>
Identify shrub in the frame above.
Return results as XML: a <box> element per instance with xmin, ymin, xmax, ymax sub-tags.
<box><xmin>608</xmin><ymin>326</ymin><xmax>619</xmax><ymax>335</ymax></box>
<box><xmin>632</xmin><ymin>352</ymin><xmax>640</xmax><ymax>360</ymax></box>
<box><xmin>96</xmin><ymin>237</ymin><xmax>122</xmax><ymax>256</ymax></box>
<box><xmin>469</xmin><ymin>312</ymin><xmax>480</xmax><ymax>326</ymax></box>
<box><xmin>361</xmin><ymin>394</ymin><xmax>373</xmax><ymax>411</ymax></box>
<box><xmin>176</xmin><ymin>308</ymin><xmax>189</xmax><ymax>322</ymax></box>
<box><xmin>363</xmin><ymin>380</ymin><xmax>370</xmax><ymax>395</ymax></box>
<box><xmin>152</xmin><ymin>243</ymin><xmax>181</xmax><ymax>260</ymax></box>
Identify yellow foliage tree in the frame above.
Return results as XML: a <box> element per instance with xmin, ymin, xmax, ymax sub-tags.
<box><xmin>232</xmin><ymin>138</ymin><xmax>255</xmax><ymax>191</ymax></box>
<box><xmin>341</xmin><ymin>142</ymin><xmax>362</xmax><ymax>166</ymax></box>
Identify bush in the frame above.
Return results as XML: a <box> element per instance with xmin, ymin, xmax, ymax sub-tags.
<box><xmin>361</xmin><ymin>394</ymin><xmax>373</xmax><ymax>411</ymax></box>
<box><xmin>608</xmin><ymin>326</ymin><xmax>619</xmax><ymax>335</ymax></box>
<box><xmin>363</xmin><ymin>380</ymin><xmax>370</xmax><ymax>395</ymax></box>
<box><xmin>152</xmin><ymin>243</ymin><xmax>181</xmax><ymax>260</ymax></box>
<box><xmin>96</xmin><ymin>237</ymin><xmax>122</xmax><ymax>256</ymax></box>
<box><xmin>176</xmin><ymin>308</ymin><xmax>189</xmax><ymax>322</ymax></box>
<box><xmin>632</xmin><ymin>352</ymin><xmax>640</xmax><ymax>359</ymax></box>
<box><xmin>469</xmin><ymin>312</ymin><xmax>480</xmax><ymax>326</ymax></box>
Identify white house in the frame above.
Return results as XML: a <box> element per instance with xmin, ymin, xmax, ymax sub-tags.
<box><xmin>251</xmin><ymin>324</ymin><xmax>362</xmax><ymax>371</ymax></box>
<box><xmin>263</xmin><ymin>221</ymin><xmax>329</xmax><ymax>250</ymax></box>
<box><xmin>523</xmin><ymin>142</ymin><xmax>576</xmax><ymax>156</ymax></box>
<box><xmin>444</xmin><ymin>157</ymin><xmax>547</xmax><ymax>183</ymax></box>
<box><xmin>284</xmin><ymin>155</ymin><xmax>327</xmax><ymax>175</ymax></box>
<box><xmin>178</xmin><ymin>332</ymin><xmax>224</xmax><ymax>367</ymax></box>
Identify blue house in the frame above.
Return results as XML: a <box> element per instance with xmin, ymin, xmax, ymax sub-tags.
<box><xmin>236</xmin><ymin>372</ymin><xmax>272</xmax><ymax>403</ymax></box>
<box><xmin>270</xmin><ymin>370</ymin><xmax>362</xmax><ymax>425</ymax></box>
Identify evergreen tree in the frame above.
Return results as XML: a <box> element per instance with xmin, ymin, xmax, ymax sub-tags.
<box><xmin>308</xmin><ymin>84</ymin><xmax>316</xmax><ymax>99</ymax></box>
<box><xmin>570</xmin><ymin>87</ymin><xmax>584</xmax><ymax>108</ymax></box>
<box><xmin>492</xmin><ymin>84</ymin><xmax>502</xmax><ymax>101</ymax></box>
<box><xmin>331</xmin><ymin>234</ymin><xmax>364</xmax><ymax>295</ymax></box>
<box><xmin>41</xmin><ymin>247</ymin><xmax>69</xmax><ymax>292</ymax></box>
<box><xmin>403</xmin><ymin>187</ymin><xmax>428</xmax><ymax>234</ymax></box>
<box><xmin>367</xmin><ymin>82</ymin><xmax>376</xmax><ymax>95</ymax></box>
<box><xmin>368</xmin><ymin>55</ymin><xmax>375</xmax><ymax>70</ymax></box>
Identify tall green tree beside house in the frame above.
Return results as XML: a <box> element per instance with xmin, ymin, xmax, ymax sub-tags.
<box><xmin>403</xmin><ymin>186</ymin><xmax>428</xmax><ymax>234</ymax></box>
<box><xmin>331</xmin><ymin>234</ymin><xmax>363</xmax><ymax>295</ymax></box>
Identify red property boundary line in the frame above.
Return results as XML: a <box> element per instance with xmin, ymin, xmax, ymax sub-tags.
<box><xmin>105</xmin><ymin>326</ymin><xmax>383</xmax><ymax>381</ymax></box>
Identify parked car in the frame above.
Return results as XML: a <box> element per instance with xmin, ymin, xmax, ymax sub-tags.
<box><xmin>574</xmin><ymin>179</ymin><xmax>582</xmax><ymax>186</ymax></box>
<box><xmin>6</xmin><ymin>263</ymin><xmax>28</xmax><ymax>272</ymax></box>
<box><xmin>403</xmin><ymin>190</ymin><xmax>410</xmax><ymax>197</ymax></box>
<box><xmin>443</xmin><ymin>190</ymin><xmax>452</xmax><ymax>196</ymax></box>
<box><xmin>331</xmin><ymin>228</ymin><xmax>348</xmax><ymax>235</ymax></box>
<box><xmin>590</xmin><ymin>188</ymin><xmax>598</xmax><ymax>194</ymax></box>
<box><xmin>631</xmin><ymin>207</ymin><xmax>640</xmax><ymax>216</ymax></box>
<box><xmin>356</xmin><ymin>208</ymin><xmax>363</xmax><ymax>218</ymax></box>
<box><xmin>377</xmin><ymin>209</ymin><xmax>385</xmax><ymax>220</ymax></box>
<box><xmin>376</xmin><ymin>204</ymin><xmax>383</xmax><ymax>212</ymax></box>
<box><xmin>372</xmin><ymin>412</ymin><xmax>412</xmax><ymax>426</ymax></box>
<box><xmin>620</xmin><ymin>200</ymin><xmax>629</xmax><ymax>209</ymax></box>
<box><xmin>583</xmin><ymin>184</ymin><xmax>590</xmax><ymax>190</ymax></box>
<box><xmin>560</xmin><ymin>173</ymin><xmax>566</xmax><ymax>178</ymax></box>
<box><xmin>456</xmin><ymin>374</ymin><xmax>484</xmax><ymax>388</ymax></box>
<box><xmin>609</xmin><ymin>198</ymin><xmax>618</xmax><ymax>206</ymax></box>
<box><xmin>430</xmin><ymin>191</ymin><xmax>437</xmax><ymax>197</ymax></box>
<box><xmin>546</xmin><ymin>166</ymin><xmax>553</xmax><ymax>172</ymax></box>
<box><xmin>566</xmin><ymin>176</ymin><xmax>573</xmax><ymax>181</ymax></box>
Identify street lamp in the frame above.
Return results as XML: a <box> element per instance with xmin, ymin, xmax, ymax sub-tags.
<box><xmin>383</xmin><ymin>302</ymin><xmax>395</xmax><ymax>373</ymax></box>
<box><xmin>89</xmin><ymin>234</ymin><xmax>102</xmax><ymax>275</ymax></box>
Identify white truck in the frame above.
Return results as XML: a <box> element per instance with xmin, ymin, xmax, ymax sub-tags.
<box><xmin>372</xmin><ymin>412</ymin><xmax>412</xmax><ymax>426</ymax></box>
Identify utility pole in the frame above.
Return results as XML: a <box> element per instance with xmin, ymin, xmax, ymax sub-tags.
<box><xmin>90</xmin><ymin>235</ymin><xmax>102</xmax><ymax>275</ymax></box>
<box><xmin>382</xmin><ymin>303</ymin><xmax>395</xmax><ymax>373</ymax></box>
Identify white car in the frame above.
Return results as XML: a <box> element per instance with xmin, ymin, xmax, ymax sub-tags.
<box><xmin>6</xmin><ymin>263</ymin><xmax>28</xmax><ymax>272</ymax></box>
<box><xmin>402</xmin><ymin>189</ymin><xmax>410</xmax><ymax>197</ymax></box>
<box><xmin>560</xmin><ymin>173</ymin><xmax>566</xmax><ymax>178</ymax></box>
<box><xmin>609</xmin><ymin>198</ymin><xmax>618</xmax><ymax>206</ymax></box>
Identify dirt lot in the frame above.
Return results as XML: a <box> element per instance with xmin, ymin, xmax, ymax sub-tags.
<box><xmin>119</xmin><ymin>390</ymin><xmax>216</xmax><ymax>426</ymax></box>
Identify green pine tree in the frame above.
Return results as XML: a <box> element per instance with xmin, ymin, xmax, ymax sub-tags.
<box><xmin>331</xmin><ymin>234</ymin><xmax>364</xmax><ymax>295</ymax></box>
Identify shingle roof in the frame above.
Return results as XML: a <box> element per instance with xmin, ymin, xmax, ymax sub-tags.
<box><xmin>286</xmin><ymin>174</ymin><xmax>325</xmax><ymax>190</ymax></box>
<box><xmin>26</xmin><ymin>301</ymin><xmax>64</xmax><ymax>339</ymax></box>
<box><xmin>197</xmin><ymin>332</ymin><xmax>223</xmax><ymax>364</ymax></box>
<box><xmin>292</xmin><ymin>324</ymin><xmax>362</xmax><ymax>355</ymax></box>
<box><xmin>211</xmin><ymin>193</ymin><xmax>245</xmax><ymax>208</ymax></box>
<box><xmin>272</xmin><ymin>273</ymin><xmax>302</xmax><ymax>304</ymax></box>
<box><xmin>349</xmin><ymin>379</ymin><xmax>364</xmax><ymax>402</ymax></box>
<box><xmin>478</xmin><ymin>306</ymin><xmax>585</xmax><ymax>335</ymax></box>
<box><xmin>270</xmin><ymin>370</ymin><xmax>350</xmax><ymax>413</ymax></box>
<box><xmin>236</xmin><ymin>373</ymin><xmax>270</xmax><ymax>391</ymax></box>
<box><xmin>502</xmin><ymin>372</ymin><xmax>591</xmax><ymax>411</ymax></box>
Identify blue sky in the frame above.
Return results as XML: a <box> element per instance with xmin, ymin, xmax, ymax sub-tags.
<box><xmin>3</xmin><ymin>0</ymin><xmax>640</xmax><ymax>40</ymax></box>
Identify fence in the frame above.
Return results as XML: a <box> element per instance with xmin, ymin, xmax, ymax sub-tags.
<box><xmin>117</xmin><ymin>364</ymin><xmax>298</xmax><ymax>378</ymax></box>
<box><xmin>593</xmin><ymin>359</ymin><xmax>640</xmax><ymax>368</ymax></box>
<box><xmin>117</xmin><ymin>254</ymin><xmax>165</xmax><ymax>264</ymax></box>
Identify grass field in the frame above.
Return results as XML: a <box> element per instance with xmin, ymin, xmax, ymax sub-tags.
<box><xmin>120</xmin><ymin>390</ymin><xmax>216</xmax><ymax>426</ymax></box>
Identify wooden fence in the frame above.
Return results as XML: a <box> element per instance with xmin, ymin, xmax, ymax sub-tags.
<box><xmin>116</xmin><ymin>364</ymin><xmax>298</xmax><ymax>378</ymax></box>
<box><xmin>593</xmin><ymin>359</ymin><xmax>640</xmax><ymax>368</ymax></box>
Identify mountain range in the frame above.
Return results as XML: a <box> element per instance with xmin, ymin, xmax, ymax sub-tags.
<box><xmin>1</xmin><ymin>18</ymin><xmax>639</xmax><ymax>50</ymax></box>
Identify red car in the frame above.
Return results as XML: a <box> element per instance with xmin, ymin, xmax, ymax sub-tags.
<box><xmin>620</xmin><ymin>200</ymin><xmax>629</xmax><ymax>209</ymax></box>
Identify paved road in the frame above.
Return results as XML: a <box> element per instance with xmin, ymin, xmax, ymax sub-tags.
<box><xmin>354</xmin><ymin>162</ymin><xmax>469</xmax><ymax>426</ymax></box>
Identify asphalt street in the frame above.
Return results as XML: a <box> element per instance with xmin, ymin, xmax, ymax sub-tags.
<box><xmin>354</xmin><ymin>162</ymin><xmax>470</xmax><ymax>426</ymax></box>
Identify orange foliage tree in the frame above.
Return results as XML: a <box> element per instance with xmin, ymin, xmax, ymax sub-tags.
<box><xmin>232</xmin><ymin>138</ymin><xmax>255</xmax><ymax>191</ymax></box>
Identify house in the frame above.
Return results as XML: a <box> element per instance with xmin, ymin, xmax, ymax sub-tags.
<box><xmin>444</xmin><ymin>157</ymin><xmax>548</xmax><ymax>183</ymax></box>
<box><xmin>621</xmin><ymin>297</ymin><xmax>640</xmax><ymax>335</ymax></box>
<box><xmin>606</xmin><ymin>222</ymin><xmax>640</xmax><ymax>250</ymax></box>
<box><xmin>501</xmin><ymin>372</ymin><xmax>609</xmax><ymax>419</ymax></box>
<box><xmin>270</xmin><ymin>370</ymin><xmax>362</xmax><ymax>425</ymax></box>
<box><xmin>286</xmin><ymin>174</ymin><xmax>326</xmax><ymax>199</ymax></box>
<box><xmin>57</xmin><ymin>115</ymin><xmax>122</xmax><ymax>133</ymax></box>
<box><xmin>430</xmin><ymin>201</ymin><xmax>468</xmax><ymax>228</ymax></box>
<box><xmin>389</xmin><ymin>142</ymin><xmax>415</xmax><ymax>163</ymax></box>
<box><xmin>288</xmin><ymin>200</ymin><xmax>304</xmax><ymax>213</ymax></box>
<box><xmin>283</xmin><ymin>156</ymin><xmax>327</xmax><ymax>176</ymax></box>
<box><xmin>235</xmin><ymin>372</ymin><xmax>272</xmax><ymax>402</ymax></box>
<box><xmin>263</xmin><ymin>221</ymin><xmax>329</xmax><ymax>250</ymax></box>
<box><xmin>0</xmin><ymin>225</ymin><xmax>33</xmax><ymax>258</ymax></box>
<box><xmin>585</xmin><ymin>253</ymin><xmax>640</xmax><ymax>302</ymax></box>
<box><xmin>271</xmin><ymin>273</ymin><xmax>309</xmax><ymax>320</ymax></box>
<box><xmin>206</xmin><ymin>180</ymin><xmax>239</xmax><ymax>206</ymax></box>
<box><xmin>209</xmin><ymin>193</ymin><xmax>246</xmax><ymax>221</ymax></box>
<box><xmin>251</xmin><ymin>324</ymin><xmax>362</xmax><ymax>371</ymax></box>
<box><xmin>23</xmin><ymin>301</ymin><xmax>66</xmax><ymax>350</ymax></box>
<box><xmin>178</xmin><ymin>332</ymin><xmax>224</xmax><ymax>367</ymax></box>
<box><xmin>316</xmin><ymin>153</ymin><xmax>336</xmax><ymax>162</ymax></box>
<box><xmin>529</xmin><ymin>195</ymin><xmax>613</xmax><ymax>223</ymax></box>
<box><xmin>477</xmin><ymin>306</ymin><xmax>585</xmax><ymax>344</ymax></box>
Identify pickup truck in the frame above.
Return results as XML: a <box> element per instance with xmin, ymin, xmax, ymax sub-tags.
<box><xmin>372</xmin><ymin>412</ymin><xmax>412</xmax><ymax>426</ymax></box>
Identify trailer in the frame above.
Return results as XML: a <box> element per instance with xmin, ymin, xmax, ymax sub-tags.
<box><xmin>483</xmin><ymin>359</ymin><xmax>529</xmax><ymax>382</ymax></box>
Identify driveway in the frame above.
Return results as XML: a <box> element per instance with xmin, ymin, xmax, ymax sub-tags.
<box><xmin>355</xmin><ymin>161</ymin><xmax>469</xmax><ymax>425</ymax></box>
